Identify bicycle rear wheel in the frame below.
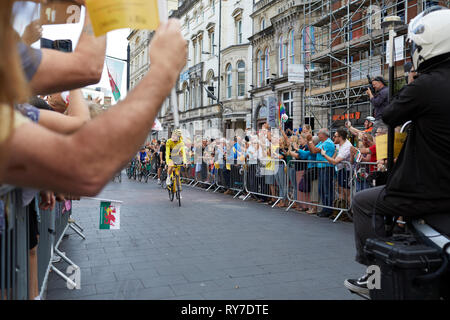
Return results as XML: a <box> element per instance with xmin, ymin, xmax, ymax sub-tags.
<box><xmin>138</xmin><ymin>167</ymin><xmax>143</xmax><ymax>182</ymax></box>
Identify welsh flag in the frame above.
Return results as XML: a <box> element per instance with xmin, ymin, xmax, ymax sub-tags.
<box><xmin>107</xmin><ymin>65</ymin><xmax>121</xmax><ymax>102</ymax></box>
<box><xmin>99</xmin><ymin>201</ymin><xmax>121</xmax><ymax>230</ymax></box>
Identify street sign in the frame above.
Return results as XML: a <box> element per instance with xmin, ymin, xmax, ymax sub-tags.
<box><xmin>288</xmin><ymin>64</ymin><xmax>305</xmax><ymax>83</ymax></box>
<box><xmin>386</xmin><ymin>35</ymin><xmax>404</xmax><ymax>62</ymax></box>
<box><xmin>180</xmin><ymin>70</ymin><xmax>189</xmax><ymax>83</ymax></box>
<box><xmin>267</xmin><ymin>96</ymin><xmax>278</xmax><ymax>128</ymax></box>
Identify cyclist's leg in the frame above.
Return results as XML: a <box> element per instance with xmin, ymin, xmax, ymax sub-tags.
<box><xmin>166</xmin><ymin>162</ymin><xmax>174</xmax><ymax>185</ymax></box>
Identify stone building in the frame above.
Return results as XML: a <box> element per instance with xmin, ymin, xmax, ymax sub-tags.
<box><xmin>249</xmin><ymin>0</ymin><xmax>310</xmax><ymax>131</ymax></box>
<box><xmin>162</xmin><ymin>0</ymin><xmax>223</xmax><ymax>141</ymax></box>
<box><xmin>219</xmin><ymin>0</ymin><xmax>253</xmax><ymax>132</ymax></box>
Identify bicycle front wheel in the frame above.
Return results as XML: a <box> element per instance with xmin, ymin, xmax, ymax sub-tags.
<box><xmin>168</xmin><ymin>183</ymin><xmax>174</xmax><ymax>202</ymax></box>
<box><xmin>176</xmin><ymin>175</ymin><xmax>181</xmax><ymax>207</ymax></box>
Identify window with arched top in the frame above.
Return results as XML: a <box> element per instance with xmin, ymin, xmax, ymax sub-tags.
<box><xmin>191</xmin><ymin>82</ymin><xmax>196</xmax><ymax>109</ymax></box>
<box><xmin>236</xmin><ymin>19</ymin><xmax>242</xmax><ymax>44</ymax></box>
<box><xmin>182</xmin><ymin>82</ymin><xmax>189</xmax><ymax>111</ymax></box>
<box><xmin>264</xmin><ymin>47</ymin><xmax>270</xmax><ymax>83</ymax></box>
<box><xmin>279</xmin><ymin>36</ymin><xmax>287</xmax><ymax>76</ymax></box>
<box><xmin>237</xmin><ymin>61</ymin><xmax>245</xmax><ymax>97</ymax></box>
<box><xmin>226</xmin><ymin>64</ymin><xmax>232</xmax><ymax>99</ymax></box>
<box><xmin>260</xmin><ymin>18</ymin><xmax>266</xmax><ymax>31</ymax></box>
<box><xmin>289</xmin><ymin>29</ymin><xmax>295</xmax><ymax>65</ymax></box>
<box><xmin>257</xmin><ymin>50</ymin><xmax>263</xmax><ymax>87</ymax></box>
<box><xmin>206</xmin><ymin>70</ymin><xmax>215</xmax><ymax>105</ymax></box>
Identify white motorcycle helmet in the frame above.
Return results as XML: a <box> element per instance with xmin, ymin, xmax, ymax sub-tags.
<box><xmin>408</xmin><ymin>6</ymin><xmax>450</xmax><ymax>70</ymax></box>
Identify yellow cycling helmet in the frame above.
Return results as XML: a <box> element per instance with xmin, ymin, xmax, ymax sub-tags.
<box><xmin>173</xmin><ymin>129</ymin><xmax>182</xmax><ymax>136</ymax></box>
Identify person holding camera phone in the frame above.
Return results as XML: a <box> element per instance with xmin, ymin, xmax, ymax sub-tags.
<box><xmin>19</xmin><ymin>0</ymin><xmax>106</xmax><ymax>95</ymax></box>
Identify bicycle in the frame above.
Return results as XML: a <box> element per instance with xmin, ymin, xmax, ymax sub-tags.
<box><xmin>127</xmin><ymin>160</ymin><xmax>137</xmax><ymax>180</ymax></box>
<box><xmin>167</xmin><ymin>163</ymin><xmax>183</xmax><ymax>207</ymax></box>
<box><xmin>139</xmin><ymin>161</ymin><xmax>151</xmax><ymax>183</ymax></box>
<box><xmin>160</xmin><ymin>165</ymin><xmax>168</xmax><ymax>189</ymax></box>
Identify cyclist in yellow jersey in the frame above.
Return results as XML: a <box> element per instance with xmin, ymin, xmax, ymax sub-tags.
<box><xmin>165</xmin><ymin>129</ymin><xmax>187</xmax><ymax>186</ymax></box>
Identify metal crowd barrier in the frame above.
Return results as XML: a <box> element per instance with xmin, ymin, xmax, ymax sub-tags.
<box><xmin>243</xmin><ymin>159</ymin><xmax>287</xmax><ymax>207</ymax></box>
<box><xmin>351</xmin><ymin>161</ymin><xmax>381</xmax><ymax>196</ymax></box>
<box><xmin>1</xmin><ymin>188</ymin><xmax>84</xmax><ymax>300</ymax></box>
<box><xmin>0</xmin><ymin>188</ymin><xmax>28</xmax><ymax>300</ymax></box>
<box><xmin>193</xmin><ymin>162</ymin><xmax>215</xmax><ymax>190</ymax></box>
<box><xmin>214</xmin><ymin>163</ymin><xmax>245</xmax><ymax>198</ymax></box>
<box><xmin>149</xmin><ymin>156</ymin><xmax>158</xmax><ymax>179</ymax></box>
<box><xmin>286</xmin><ymin>160</ymin><xmax>353</xmax><ymax>222</ymax></box>
<box><xmin>180</xmin><ymin>164</ymin><xmax>196</xmax><ymax>186</ymax></box>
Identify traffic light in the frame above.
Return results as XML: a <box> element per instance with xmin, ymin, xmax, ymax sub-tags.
<box><xmin>205</xmin><ymin>86</ymin><xmax>217</xmax><ymax>101</ymax></box>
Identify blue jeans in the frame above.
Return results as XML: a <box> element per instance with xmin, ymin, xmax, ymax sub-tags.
<box><xmin>356</xmin><ymin>179</ymin><xmax>371</xmax><ymax>193</ymax></box>
<box><xmin>275</xmin><ymin>165</ymin><xmax>286</xmax><ymax>198</ymax></box>
<box><xmin>288</xmin><ymin>167</ymin><xmax>297</xmax><ymax>200</ymax></box>
<box><xmin>318</xmin><ymin>167</ymin><xmax>335</xmax><ymax>213</ymax></box>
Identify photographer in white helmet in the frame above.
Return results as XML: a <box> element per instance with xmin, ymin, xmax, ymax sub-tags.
<box><xmin>346</xmin><ymin>6</ymin><xmax>450</xmax><ymax>295</ymax></box>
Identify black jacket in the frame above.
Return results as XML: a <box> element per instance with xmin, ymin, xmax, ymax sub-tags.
<box><xmin>382</xmin><ymin>58</ymin><xmax>450</xmax><ymax>201</ymax></box>
<box><xmin>371</xmin><ymin>86</ymin><xmax>389</xmax><ymax>120</ymax></box>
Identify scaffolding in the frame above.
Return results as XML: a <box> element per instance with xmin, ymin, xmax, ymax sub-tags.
<box><xmin>301</xmin><ymin>0</ymin><xmax>450</xmax><ymax>131</ymax></box>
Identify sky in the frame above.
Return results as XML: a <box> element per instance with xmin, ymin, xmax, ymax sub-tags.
<box><xmin>14</xmin><ymin>2</ymin><xmax>130</xmax><ymax>102</ymax></box>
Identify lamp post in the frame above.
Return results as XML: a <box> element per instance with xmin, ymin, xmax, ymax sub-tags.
<box><xmin>217</xmin><ymin>0</ymin><xmax>223</xmax><ymax>133</ymax></box>
<box><xmin>381</xmin><ymin>16</ymin><xmax>404</xmax><ymax>173</ymax></box>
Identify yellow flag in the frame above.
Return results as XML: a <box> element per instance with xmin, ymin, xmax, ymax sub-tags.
<box><xmin>86</xmin><ymin>0</ymin><xmax>162</xmax><ymax>37</ymax></box>
<box><xmin>375</xmin><ymin>133</ymin><xmax>407</xmax><ymax>159</ymax></box>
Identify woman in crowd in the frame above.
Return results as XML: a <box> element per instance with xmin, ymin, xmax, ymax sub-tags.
<box><xmin>287</xmin><ymin>134</ymin><xmax>310</xmax><ymax>211</ymax></box>
<box><xmin>275</xmin><ymin>136</ymin><xmax>288</xmax><ymax>208</ymax></box>
<box><xmin>296</xmin><ymin>135</ymin><xmax>320</xmax><ymax>214</ymax></box>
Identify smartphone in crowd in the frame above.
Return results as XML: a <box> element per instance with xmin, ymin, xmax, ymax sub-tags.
<box><xmin>40</xmin><ymin>38</ymin><xmax>73</xmax><ymax>52</ymax></box>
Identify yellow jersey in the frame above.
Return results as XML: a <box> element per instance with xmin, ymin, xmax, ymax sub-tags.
<box><xmin>165</xmin><ymin>137</ymin><xmax>187</xmax><ymax>165</ymax></box>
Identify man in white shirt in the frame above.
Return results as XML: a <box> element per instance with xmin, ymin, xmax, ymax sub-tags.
<box><xmin>321</xmin><ymin>128</ymin><xmax>352</xmax><ymax>207</ymax></box>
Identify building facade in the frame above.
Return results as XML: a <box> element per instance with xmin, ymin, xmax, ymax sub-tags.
<box><xmin>164</xmin><ymin>0</ymin><xmax>223</xmax><ymax>141</ymax></box>
<box><xmin>128</xmin><ymin>29</ymin><xmax>172</xmax><ymax>141</ymax></box>
<box><xmin>249</xmin><ymin>0</ymin><xmax>309</xmax><ymax>131</ymax></box>
<box><xmin>219</xmin><ymin>0</ymin><xmax>253</xmax><ymax>133</ymax></box>
<box><xmin>129</xmin><ymin>0</ymin><xmax>450</xmax><ymax>136</ymax></box>
<box><xmin>156</xmin><ymin>0</ymin><xmax>254</xmax><ymax>141</ymax></box>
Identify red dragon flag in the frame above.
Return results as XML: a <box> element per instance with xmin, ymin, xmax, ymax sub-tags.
<box><xmin>99</xmin><ymin>201</ymin><xmax>121</xmax><ymax>230</ymax></box>
<box><xmin>107</xmin><ymin>65</ymin><xmax>121</xmax><ymax>102</ymax></box>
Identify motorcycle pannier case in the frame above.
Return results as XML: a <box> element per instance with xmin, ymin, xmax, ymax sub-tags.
<box><xmin>364</xmin><ymin>235</ymin><xmax>444</xmax><ymax>300</ymax></box>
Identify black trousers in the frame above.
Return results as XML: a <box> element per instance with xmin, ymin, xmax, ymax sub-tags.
<box><xmin>352</xmin><ymin>186</ymin><xmax>450</xmax><ymax>265</ymax></box>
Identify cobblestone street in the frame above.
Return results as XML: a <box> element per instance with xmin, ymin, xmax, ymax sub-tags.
<box><xmin>46</xmin><ymin>175</ymin><xmax>364</xmax><ymax>300</ymax></box>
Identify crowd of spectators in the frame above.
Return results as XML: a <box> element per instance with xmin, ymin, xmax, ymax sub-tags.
<box><xmin>155</xmin><ymin>114</ymin><xmax>389</xmax><ymax>220</ymax></box>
